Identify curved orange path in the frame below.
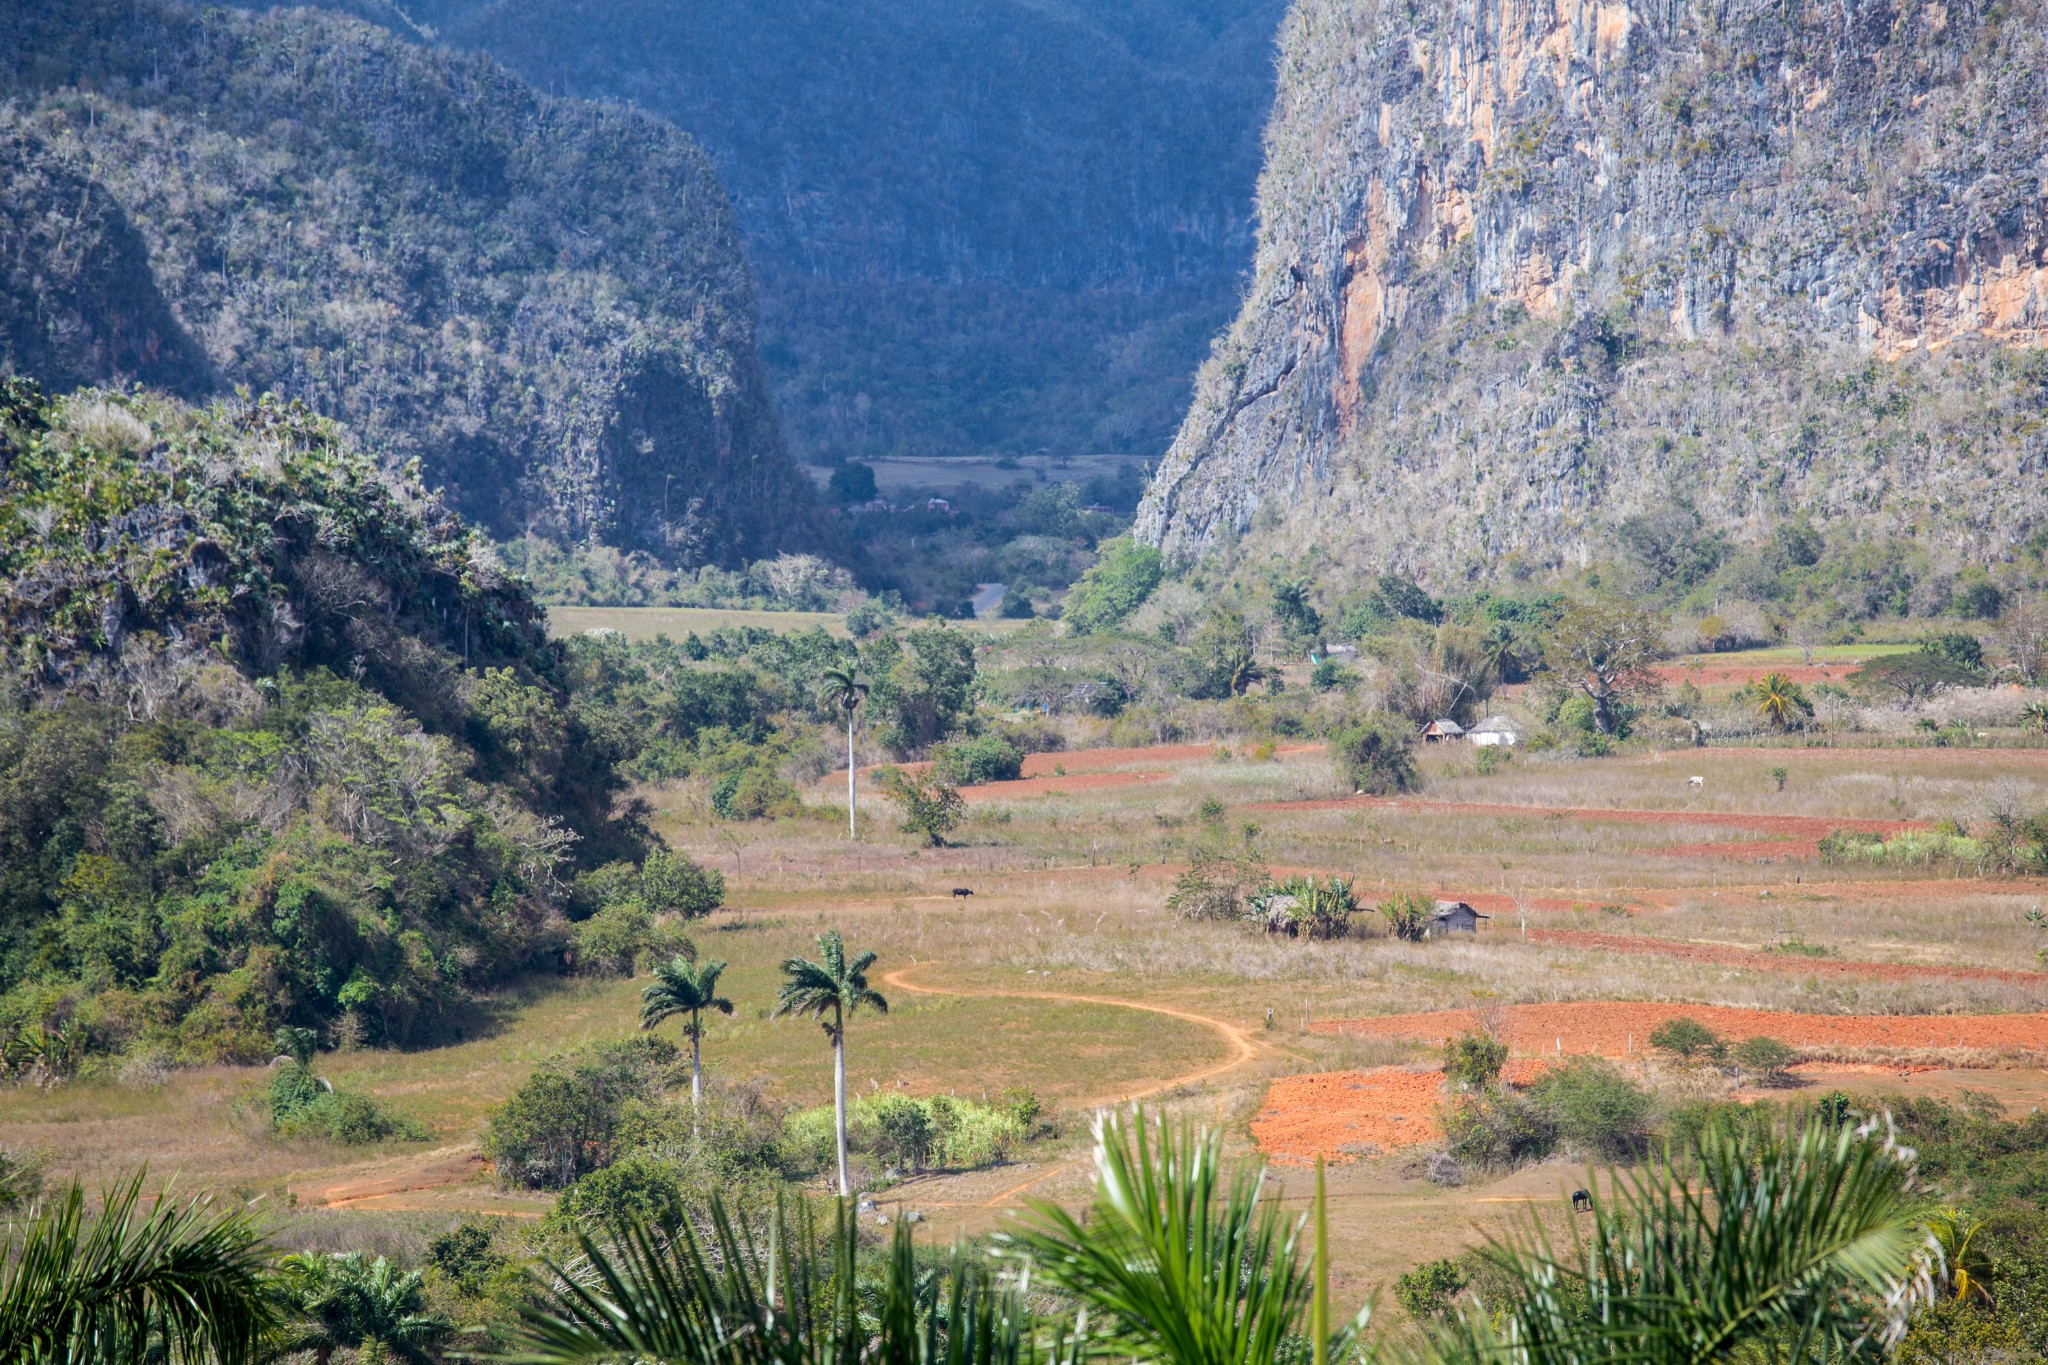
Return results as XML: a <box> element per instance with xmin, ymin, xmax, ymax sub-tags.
<box><xmin>880</xmin><ymin>961</ymin><xmax>1269</xmax><ymax>1206</ymax></box>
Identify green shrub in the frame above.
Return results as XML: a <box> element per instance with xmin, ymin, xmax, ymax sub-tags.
<box><xmin>782</xmin><ymin>1091</ymin><xmax>1028</xmax><ymax>1175</ymax></box>
<box><xmin>483</xmin><ymin>1038</ymin><xmax>675</xmax><ymax>1188</ymax></box>
<box><xmin>570</xmin><ymin>901</ymin><xmax>695</xmax><ymax>978</ymax></box>
<box><xmin>1731</xmin><ymin>1036</ymin><xmax>1799</xmax><ymax>1086</ymax></box>
<box><xmin>876</xmin><ymin>767</ymin><xmax>965</xmax><ymax>846</ymax></box>
<box><xmin>1310</xmin><ymin>659</ymin><xmax>1355</xmax><ymax>692</ymax></box>
<box><xmin>427</xmin><ymin>1221</ymin><xmax>511</xmax><ymax>1299</ymax></box>
<box><xmin>1165</xmin><ymin>847</ymin><xmax>1268</xmax><ymax>922</ymax></box>
<box><xmin>1252</xmin><ymin>875</ymin><xmax>1359</xmax><ymax>939</ymax></box>
<box><xmin>711</xmin><ymin>766</ymin><xmax>803</xmax><ymax>820</ymax></box>
<box><xmin>268</xmin><ymin>1061</ymin><xmax>426</xmax><ymax>1144</ymax></box>
<box><xmin>551</xmin><ymin>1151</ymin><xmax>690</xmax><ymax>1228</ymax></box>
<box><xmin>1443</xmin><ymin>1031</ymin><xmax>1508</xmax><ymax>1091</ymax></box>
<box><xmin>1393</xmin><ymin>1258</ymin><xmax>1469</xmax><ymax>1322</ymax></box>
<box><xmin>1331</xmin><ymin>713</ymin><xmax>1419</xmax><ymax>794</ymax></box>
<box><xmin>1062</xmin><ymin>538</ymin><xmax>1164</xmax><ymax>634</ymax></box>
<box><xmin>932</xmin><ymin>734</ymin><xmax>1025</xmax><ymax>786</ymax></box>
<box><xmin>1440</xmin><ymin>1089</ymin><xmax>1555</xmax><ymax>1170</ymax></box>
<box><xmin>1525</xmin><ymin>1057</ymin><xmax>1652</xmax><ymax>1159</ymax></box>
<box><xmin>1650</xmin><ymin>1016</ymin><xmax>1726</xmax><ymax>1064</ymax></box>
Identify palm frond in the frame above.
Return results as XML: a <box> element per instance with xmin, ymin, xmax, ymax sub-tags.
<box><xmin>1432</xmin><ymin>1114</ymin><xmax>1933</xmax><ymax>1365</ymax></box>
<box><xmin>0</xmin><ymin>1173</ymin><xmax>272</xmax><ymax>1365</ymax></box>
<box><xmin>996</xmin><ymin>1109</ymin><xmax>1363</xmax><ymax>1365</ymax></box>
<box><xmin>501</xmin><ymin>1194</ymin><xmax>1075</xmax><ymax>1365</ymax></box>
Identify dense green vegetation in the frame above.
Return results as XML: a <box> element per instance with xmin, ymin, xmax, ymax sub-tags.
<box><xmin>1</xmin><ymin>0</ymin><xmax>828</xmax><ymax>567</ymax></box>
<box><xmin>0</xmin><ymin>385</ymin><xmax>686</xmax><ymax>1062</ymax></box>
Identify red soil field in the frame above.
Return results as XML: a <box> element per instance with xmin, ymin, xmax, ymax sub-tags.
<box><xmin>1315</xmin><ymin>1001</ymin><xmax>2048</xmax><ymax>1057</ymax></box>
<box><xmin>1252</xmin><ymin>1061</ymin><xmax>1549</xmax><ymax>1164</ymax></box>
<box><xmin>1249</xmin><ymin>794</ymin><xmax>1927</xmax><ymax>840</ymax></box>
<box><xmin>1525</xmin><ymin>928</ymin><xmax>2048</xmax><ymax>986</ymax></box>
<box><xmin>1652</xmin><ymin>663</ymin><xmax>1851</xmax><ymax>686</ymax></box>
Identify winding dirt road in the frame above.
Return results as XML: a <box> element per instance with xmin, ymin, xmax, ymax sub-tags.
<box><xmin>879</xmin><ymin>961</ymin><xmax>1278</xmax><ymax>1207</ymax></box>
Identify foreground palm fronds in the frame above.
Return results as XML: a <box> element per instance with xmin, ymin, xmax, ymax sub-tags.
<box><xmin>997</xmin><ymin>1110</ymin><xmax>1365</xmax><ymax>1365</ymax></box>
<box><xmin>1433</xmin><ymin>1115</ymin><xmax>1934</xmax><ymax>1365</ymax></box>
<box><xmin>0</xmin><ymin>1174</ymin><xmax>272</xmax><ymax>1365</ymax></box>
<box><xmin>503</xmin><ymin>1195</ymin><xmax>1079</xmax><ymax>1365</ymax></box>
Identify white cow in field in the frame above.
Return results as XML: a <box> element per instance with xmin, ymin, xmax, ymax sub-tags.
<box><xmin>1687</xmin><ymin>775</ymin><xmax>1704</xmax><ymax>789</ymax></box>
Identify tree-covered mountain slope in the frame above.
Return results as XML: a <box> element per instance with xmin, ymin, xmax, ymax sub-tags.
<box><xmin>334</xmin><ymin>0</ymin><xmax>1289</xmax><ymax>459</ymax></box>
<box><xmin>1</xmin><ymin>0</ymin><xmax>829</xmax><ymax>568</ymax></box>
<box><xmin>1137</xmin><ymin>0</ymin><xmax>2048</xmax><ymax>584</ymax></box>
<box><xmin>0</xmin><ymin>381</ymin><xmax>645</xmax><ymax>1059</ymax></box>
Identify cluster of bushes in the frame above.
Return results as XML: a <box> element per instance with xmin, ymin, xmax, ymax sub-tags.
<box><xmin>267</xmin><ymin>1058</ymin><xmax>426</xmax><ymax>1146</ymax></box>
<box><xmin>782</xmin><ymin>1088</ymin><xmax>1046</xmax><ymax>1176</ymax></box>
<box><xmin>1818</xmin><ymin>826</ymin><xmax>1990</xmax><ymax>874</ymax></box>
<box><xmin>1648</xmin><ymin>1016</ymin><xmax>1799</xmax><ymax>1084</ymax></box>
<box><xmin>1438</xmin><ymin>1051</ymin><xmax>1654</xmax><ymax>1172</ymax></box>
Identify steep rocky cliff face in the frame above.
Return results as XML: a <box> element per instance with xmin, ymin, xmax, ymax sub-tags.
<box><xmin>0</xmin><ymin>0</ymin><xmax>829</xmax><ymax>567</ymax></box>
<box><xmin>1137</xmin><ymin>0</ymin><xmax>2048</xmax><ymax>582</ymax></box>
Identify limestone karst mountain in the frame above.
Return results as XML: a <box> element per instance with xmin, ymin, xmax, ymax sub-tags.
<box><xmin>1137</xmin><ymin>0</ymin><xmax>2048</xmax><ymax>583</ymax></box>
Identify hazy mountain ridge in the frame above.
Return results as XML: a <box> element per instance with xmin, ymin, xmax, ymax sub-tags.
<box><xmin>1137</xmin><ymin>0</ymin><xmax>2048</xmax><ymax>582</ymax></box>
<box><xmin>0</xmin><ymin>0</ymin><xmax>829</xmax><ymax>568</ymax></box>
<box><xmin>337</xmin><ymin>0</ymin><xmax>1290</xmax><ymax>458</ymax></box>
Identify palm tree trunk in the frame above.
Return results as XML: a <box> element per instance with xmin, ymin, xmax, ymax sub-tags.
<box><xmin>690</xmin><ymin>1021</ymin><xmax>702</xmax><ymax>1108</ymax></box>
<box><xmin>846</xmin><ymin>716</ymin><xmax>857</xmax><ymax>839</ymax></box>
<box><xmin>833</xmin><ymin>1028</ymin><xmax>850</xmax><ymax>1197</ymax></box>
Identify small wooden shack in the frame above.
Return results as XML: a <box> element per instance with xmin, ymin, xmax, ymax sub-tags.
<box><xmin>1429</xmin><ymin>900</ymin><xmax>1489</xmax><ymax>935</ymax></box>
<box><xmin>1421</xmin><ymin>718</ymin><xmax>1465</xmax><ymax>743</ymax></box>
<box><xmin>1469</xmin><ymin>715</ymin><xmax>1519</xmax><ymax>747</ymax></box>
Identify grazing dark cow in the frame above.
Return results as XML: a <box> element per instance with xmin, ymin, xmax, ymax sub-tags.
<box><xmin>951</xmin><ymin>887</ymin><xmax>974</xmax><ymax>897</ymax></box>
<box><xmin>1572</xmin><ymin>1189</ymin><xmax>1593</xmax><ymax>1213</ymax></box>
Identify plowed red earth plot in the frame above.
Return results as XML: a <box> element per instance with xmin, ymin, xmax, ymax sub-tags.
<box><xmin>959</xmin><ymin>771</ymin><xmax>1171</xmax><ymax>801</ymax></box>
<box><xmin>1247</xmin><ymin>795</ymin><xmax>1927</xmax><ymax>840</ymax></box>
<box><xmin>1652</xmin><ymin>663</ymin><xmax>1851</xmax><ymax>686</ymax></box>
<box><xmin>1253</xmin><ymin>1061</ymin><xmax>1548</xmax><ymax>1164</ymax></box>
<box><xmin>1315</xmin><ymin>1003</ymin><xmax>2048</xmax><ymax>1056</ymax></box>
<box><xmin>1526</xmin><ymin>929</ymin><xmax>2048</xmax><ymax>985</ymax></box>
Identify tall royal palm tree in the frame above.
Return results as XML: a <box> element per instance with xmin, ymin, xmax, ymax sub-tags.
<box><xmin>0</xmin><ymin>1175</ymin><xmax>272</xmax><ymax>1365</ymax></box>
<box><xmin>641</xmin><ymin>955</ymin><xmax>735</xmax><ymax>1111</ymax></box>
<box><xmin>774</xmin><ymin>930</ymin><xmax>888</xmax><ymax>1197</ymax></box>
<box><xmin>274</xmin><ymin>1251</ymin><xmax>453</xmax><ymax>1365</ymax></box>
<box><xmin>819</xmin><ymin>666</ymin><xmax>869</xmax><ymax>840</ymax></box>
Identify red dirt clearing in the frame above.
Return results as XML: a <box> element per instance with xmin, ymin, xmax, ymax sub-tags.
<box><xmin>1253</xmin><ymin>1061</ymin><xmax>1548</xmax><ymax>1164</ymax></box>
<box><xmin>1652</xmin><ymin>663</ymin><xmax>1853</xmax><ymax>686</ymax></box>
<box><xmin>1315</xmin><ymin>1002</ymin><xmax>2048</xmax><ymax>1056</ymax></box>
<box><xmin>1248</xmin><ymin>794</ymin><xmax>1928</xmax><ymax>840</ymax></box>
<box><xmin>1525</xmin><ymin>928</ymin><xmax>2048</xmax><ymax>986</ymax></box>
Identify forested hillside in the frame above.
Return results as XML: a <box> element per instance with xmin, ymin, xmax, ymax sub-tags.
<box><xmin>326</xmin><ymin>0</ymin><xmax>1288</xmax><ymax>459</ymax></box>
<box><xmin>1138</xmin><ymin>0</ymin><xmax>2048</xmax><ymax>587</ymax></box>
<box><xmin>0</xmin><ymin>382</ymin><xmax>654</xmax><ymax>1060</ymax></box>
<box><xmin>1</xmin><ymin>0</ymin><xmax>829</xmax><ymax>568</ymax></box>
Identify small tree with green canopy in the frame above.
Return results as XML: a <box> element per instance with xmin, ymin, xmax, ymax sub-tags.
<box><xmin>1541</xmin><ymin>597</ymin><xmax>1667</xmax><ymax>734</ymax></box>
<box><xmin>641</xmin><ymin>955</ymin><xmax>735</xmax><ymax>1111</ymax></box>
<box><xmin>1444</xmin><ymin>1030</ymin><xmax>1509</xmax><ymax>1091</ymax></box>
<box><xmin>1063</xmin><ymin>537</ymin><xmax>1164</xmax><ymax>634</ymax></box>
<box><xmin>774</xmin><ymin>930</ymin><xmax>889</xmax><ymax>1197</ymax></box>
<box><xmin>1332</xmin><ymin>713</ymin><xmax>1419</xmax><ymax>794</ymax></box>
<box><xmin>877</xmin><ymin>766</ymin><xmax>965</xmax><ymax>846</ymax></box>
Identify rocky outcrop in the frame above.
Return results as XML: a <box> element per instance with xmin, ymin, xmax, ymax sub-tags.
<box><xmin>1138</xmin><ymin>0</ymin><xmax>2048</xmax><ymax>580</ymax></box>
<box><xmin>0</xmin><ymin>0</ymin><xmax>830</xmax><ymax>568</ymax></box>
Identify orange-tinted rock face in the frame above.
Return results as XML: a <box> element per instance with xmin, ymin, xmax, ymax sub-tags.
<box><xmin>1138</xmin><ymin>0</ymin><xmax>2048</xmax><ymax>577</ymax></box>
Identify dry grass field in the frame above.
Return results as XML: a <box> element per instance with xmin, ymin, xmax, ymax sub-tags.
<box><xmin>5</xmin><ymin>730</ymin><xmax>2046</xmax><ymax>1290</ymax></box>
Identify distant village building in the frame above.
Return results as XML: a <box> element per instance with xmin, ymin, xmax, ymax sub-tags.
<box><xmin>1428</xmin><ymin>900</ymin><xmax>1489</xmax><ymax>935</ymax></box>
<box><xmin>925</xmin><ymin>497</ymin><xmax>953</xmax><ymax>513</ymax></box>
<box><xmin>1315</xmin><ymin>642</ymin><xmax>1359</xmax><ymax>663</ymax></box>
<box><xmin>1469</xmin><ymin>716</ymin><xmax>1519</xmax><ymax>747</ymax></box>
<box><xmin>1420</xmin><ymin>718</ymin><xmax>1465</xmax><ymax>742</ymax></box>
<box><xmin>1082</xmin><ymin>503</ymin><xmax>1115</xmax><ymax>514</ymax></box>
